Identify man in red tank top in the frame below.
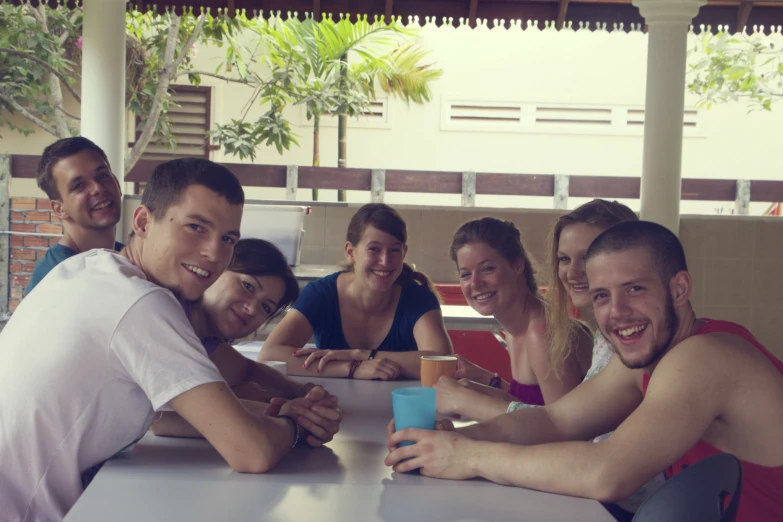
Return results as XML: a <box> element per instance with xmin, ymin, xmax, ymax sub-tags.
<box><xmin>385</xmin><ymin>220</ymin><xmax>783</xmax><ymax>522</ymax></box>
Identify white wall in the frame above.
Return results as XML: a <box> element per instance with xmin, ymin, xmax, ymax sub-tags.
<box><xmin>4</xmin><ymin>20</ymin><xmax>782</xmax><ymax>214</ymax></box>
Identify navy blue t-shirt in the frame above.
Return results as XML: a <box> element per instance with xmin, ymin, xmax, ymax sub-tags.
<box><xmin>292</xmin><ymin>271</ymin><xmax>441</xmax><ymax>352</ymax></box>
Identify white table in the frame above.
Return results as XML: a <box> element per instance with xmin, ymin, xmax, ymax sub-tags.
<box><xmin>64</xmin><ymin>378</ymin><xmax>613</xmax><ymax>522</ymax></box>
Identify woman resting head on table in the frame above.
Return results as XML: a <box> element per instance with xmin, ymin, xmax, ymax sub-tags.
<box><xmin>151</xmin><ymin>239</ymin><xmax>342</xmax><ymax>446</ymax></box>
<box><xmin>434</xmin><ymin>217</ymin><xmax>593</xmax><ymax>421</ymax></box>
<box><xmin>260</xmin><ymin>203</ymin><xmax>453</xmax><ymax>380</ymax></box>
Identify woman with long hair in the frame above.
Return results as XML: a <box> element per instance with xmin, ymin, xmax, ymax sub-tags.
<box><xmin>540</xmin><ymin>199</ymin><xmax>639</xmax><ymax>394</ymax></box>
<box><xmin>434</xmin><ymin>217</ymin><xmax>593</xmax><ymax>421</ymax></box>
<box><xmin>261</xmin><ymin>203</ymin><xmax>453</xmax><ymax>380</ymax></box>
<box><xmin>150</xmin><ymin>239</ymin><xmax>341</xmax><ymax>446</ymax></box>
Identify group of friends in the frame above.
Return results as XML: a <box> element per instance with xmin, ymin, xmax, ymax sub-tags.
<box><xmin>0</xmin><ymin>136</ymin><xmax>781</xmax><ymax>522</ymax></box>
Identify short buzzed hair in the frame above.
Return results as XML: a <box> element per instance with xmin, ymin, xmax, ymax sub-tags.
<box><xmin>585</xmin><ymin>220</ymin><xmax>688</xmax><ymax>284</ymax></box>
<box><xmin>37</xmin><ymin>137</ymin><xmax>110</xmax><ymax>200</ymax></box>
<box><xmin>141</xmin><ymin>158</ymin><xmax>244</xmax><ymax>220</ymax></box>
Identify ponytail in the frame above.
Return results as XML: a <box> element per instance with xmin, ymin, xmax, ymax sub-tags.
<box><xmin>396</xmin><ymin>262</ymin><xmax>443</xmax><ymax>303</ymax></box>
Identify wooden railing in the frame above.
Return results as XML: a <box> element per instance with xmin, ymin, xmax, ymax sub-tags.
<box><xmin>8</xmin><ymin>154</ymin><xmax>783</xmax><ymax>212</ymax></box>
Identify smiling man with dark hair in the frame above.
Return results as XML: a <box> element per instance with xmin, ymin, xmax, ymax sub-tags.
<box><xmin>385</xmin><ymin>220</ymin><xmax>783</xmax><ymax>522</ymax></box>
<box><xmin>25</xmin><ymin>137</ymin><xmax>123</xmax><ymax>295</ymax></box>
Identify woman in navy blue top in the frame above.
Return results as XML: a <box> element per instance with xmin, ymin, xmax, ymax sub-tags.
<box><xmin>261</xmin><ymin>204</ymin><xmax>453</xmax><ymax>380</ymax></box>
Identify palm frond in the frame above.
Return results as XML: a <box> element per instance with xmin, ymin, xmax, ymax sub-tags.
<box><xmin>371</xmin><ymin>43</ymin><xmax>443</xmax><ymax>104</ymax></box>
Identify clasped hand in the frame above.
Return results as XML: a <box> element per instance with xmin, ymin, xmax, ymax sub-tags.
<box><xmin>264</xmin><ymin>385</ymin><xmax>342</xmax><ymax>447</ymax></box>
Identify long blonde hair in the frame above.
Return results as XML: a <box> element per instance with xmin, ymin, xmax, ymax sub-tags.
<box><xmin>545</xmin><ymin>199</ymin><xmax>638</xmax><ymax>371</ymax></box>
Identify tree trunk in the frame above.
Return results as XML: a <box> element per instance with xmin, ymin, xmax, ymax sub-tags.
<box><xmin>124</xmin><ymin>16</ymin><xmax>182</xmax><ymax>174</ymax></box>
<box><xmin>124</xmin><ymin>14</ymin><xmax>205</xmax><ymax>174</ymax></box>
<box><xmin>312</xmin><ymin>112</ymin><xmax>320</xmax><ymax>201</ymax></box>
<box><xmin>337</xmin><ymin>54</ymin><xmax>348</xmax><ymax>202</ymax></box>
<box><xmin>337</xmin><ymin>115</ymin><xmax>347</xmax><ymax>201</ymax></box>
<box><xmin>38</xmin><ymin>6</ymin><xmax>70</xmax><ymax>138</ymax></box>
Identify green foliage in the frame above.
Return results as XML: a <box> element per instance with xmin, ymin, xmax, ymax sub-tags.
<box><xmin>0</xmin><ymin>3</ymin><xmax>81</xmax><ymax>137</ymax></box>
<box><xmin>211</xmin><ymin>14</ymin><xmax>442</xmax><ymax>173</ymax></box>
<box><xmin>0</xmin><ymin>5</ymin><xmax>283</xmax><ymax>169</ymax></box>
<box><xmin>2</xmin><ymin>7</ymin><xmax>441</xmax><ymax>176</ymax></box>
<box><xmin>688</xmin><ymin>31</ymin><xmax>782</xmax><ymax>111</ymax></box>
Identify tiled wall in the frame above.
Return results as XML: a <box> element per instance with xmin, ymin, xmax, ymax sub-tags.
<box><xmin>680</xmin><ymin>216</ymin><xmax>783</xmax><ymax>358</ymax></box>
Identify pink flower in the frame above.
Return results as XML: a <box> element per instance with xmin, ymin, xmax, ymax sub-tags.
<box><xmin>76</xmin><ymin>37</ymin><xmax>83</xmax><ymax>50</ymax></box>
<box><xmin>189</xmin><ymin>44</ymin><xmax>197</xmax><ymax>59</ymax></box>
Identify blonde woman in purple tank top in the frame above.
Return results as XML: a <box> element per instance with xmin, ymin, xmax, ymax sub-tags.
<box><xmin>507</xmin><ymin>200</ymin><xmax>639</xmax><ymax>414</ymax></box>
<box><xmin>433</xmin><ymin>218</ymin><xmax>593</xmax><ymax>422</ymax></box>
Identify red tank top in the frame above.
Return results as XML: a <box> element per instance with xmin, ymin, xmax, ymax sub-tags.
<box><xmin>642</xmin><ymin>319</ymin><xmax>783</xmax><ymax>522</ymax></box>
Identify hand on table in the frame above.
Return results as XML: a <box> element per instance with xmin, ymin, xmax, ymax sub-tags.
<box><xmin>265</xmin><ymin>385</ymin><xmax>342</xmax><ymax>447</ymax></box>
<box><xmin>292</xmin><ymin>348</ymin><xmax>402</xmax><ymax>380</ymax></box>
<box><xmin>384</xmin><ymin>419</ymin><xmax>475</xmax><ymax>480</ymax></box>
<box><xmin>354</xmin><ymin>358</ymin><xmax>402</xmax><ymax>380</ymax></box>
<box><xmin>294</xmin><ymin>348</ymin><xmax>367</xmax><ymax>373</ymax></box>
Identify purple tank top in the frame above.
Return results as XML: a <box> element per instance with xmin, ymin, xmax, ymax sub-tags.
<box><xmin>508</xmin><ymin>379</ymin><xmax>545</xmax><ymax>406</ymax></box>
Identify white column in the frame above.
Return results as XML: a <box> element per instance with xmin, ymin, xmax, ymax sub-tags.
<box><xmin>632</xmin><ymin>0</ymin><xmax>706</xmax><ymax>235</ymax></box>
<box><xmin>81</xmin><ymin>0</ymin><xmax>127</xmax><ymax>240</ymax></box>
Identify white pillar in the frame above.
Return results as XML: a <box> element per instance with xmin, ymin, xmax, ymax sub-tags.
<box><xmin>81</xmin><ymin>0</ymin><xmax>127</xmax><ymax>241</ymax></box>
<box><xmin>632</xmin><ymin>0</ymin><xmax>706</xmax><ymax>235</ymax></box>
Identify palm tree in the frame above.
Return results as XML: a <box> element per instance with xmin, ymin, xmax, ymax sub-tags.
<box><xmin>281</xmin><ymin>15</ymin><xmax>443</xmax><ymax>201</ymax></box>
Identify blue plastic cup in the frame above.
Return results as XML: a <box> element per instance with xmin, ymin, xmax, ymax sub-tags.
<box><xmin>392</xmin><ymin>387</ymin><xmax>437</xmax><ymax>447</ymax></box>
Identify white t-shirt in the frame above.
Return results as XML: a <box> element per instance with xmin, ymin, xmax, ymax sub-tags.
<box><xmin>0</xmin><ymin>250</ymin><xmax>224</xmax><ymax>522</ymax></box>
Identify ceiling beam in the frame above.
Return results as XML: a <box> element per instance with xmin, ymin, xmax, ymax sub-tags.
<box><xmin>469</xmin><ymin>0</ymin><xmax>479</xmax><ymax>28</ymax></box>
<box><xmin>737</xmin><ymin>1</ymin><xmax>753</xmax><ymax>32</ymax></box>
<box><xmin>385</xmin><ymin>0</ymin><xmax>394</xmax><ymax>23</ymax></box>
<box><xmin>556</xmin><ymin>0</ymin><xmax>570</xmax><ymax>30</ymax></box>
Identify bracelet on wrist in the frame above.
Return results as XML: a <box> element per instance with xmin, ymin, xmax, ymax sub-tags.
<box><xmin>278</xmin><ymin>414</ymin><xmax>301</xmax><ymax>448</ymax></box>
<box><xmin>348</xmin><ymin>360</ymin><xmax>362</xmax><ymax>379</ymax></box>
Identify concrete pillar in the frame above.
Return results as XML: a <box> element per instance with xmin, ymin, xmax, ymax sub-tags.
<box><xmin>632</xmin><ymin>0</ymin><xmax>706</xmax><ymax>235</ymax></box>
<box><xmin>371</xmin><ymin>169</ymin><xmax>386</xmax><ymax>203</ymax></box>
<box><xmin>81</xmin><ymin>0</ymin><xmax>127</xmax><ymax>241</ymax></box>
<box><xmin>286</xmin><ymin>166</ymin><xmax>299</xmax><ymax>200</ymax></box>
<box><xmin>735</xmin><ymin>179</ymin><xmax>750</xmax><ymax>215</ymax></box>
<box><xmin>554</xmin><ymin>174</ymin><xmax>569</xmax><ymax>210</ymax></box>
<box><xmin>461</xmin><ymin>171</ymin><xmax>476</xmax><ymax>207</ymax></box>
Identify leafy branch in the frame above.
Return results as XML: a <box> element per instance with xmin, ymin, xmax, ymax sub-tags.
<box><xmin>0</xmin><ymin>47</ymin><xmax>80</xmax><ymax>103</ymax></box>
<box><xmin>688</xmin><ymin>31</ymin><xmax>783</xmax><ymax>111</ymax></box>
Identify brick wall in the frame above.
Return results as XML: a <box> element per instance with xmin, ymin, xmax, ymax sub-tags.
<box><xmin>8</xmin><ymin>198</ymin><xmax>62</xmax><ymax>311</ymax></box>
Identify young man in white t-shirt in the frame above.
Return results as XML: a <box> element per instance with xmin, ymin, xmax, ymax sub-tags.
<box><xmin>0</xmin><ymin>158</ymin><xmax>339</xmax><ymax>522</ymax></box>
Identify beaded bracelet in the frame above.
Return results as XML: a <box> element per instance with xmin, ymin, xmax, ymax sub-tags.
<box><xmin>278</xmin><ymin>414</ymin><xmax>301</xmax><ymax>448</ymax></box>
<box><xmin>348</xmin><ymin>360</ymin><xmax>362</xmax><ymax>379</ymax></box>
